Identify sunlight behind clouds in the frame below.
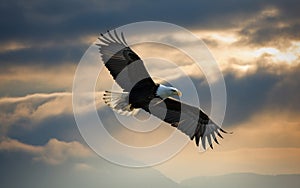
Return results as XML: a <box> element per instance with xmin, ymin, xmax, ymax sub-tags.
<box><xmin>254</xmin><ymin>45</ymin><xmax>299</xmax><ymax>64</ymax></box>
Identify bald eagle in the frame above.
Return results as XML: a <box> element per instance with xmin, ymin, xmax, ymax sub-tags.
<box><xmin>97</xmin><ymin>30</ymin><xmax>230</xmax><ymax>149</ymax></box>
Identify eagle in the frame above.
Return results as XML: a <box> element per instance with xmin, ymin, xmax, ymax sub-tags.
<box><xmin>97</xmin><ymin>30</ymin><xmax>230</xmax><ymax>150</ymax></box>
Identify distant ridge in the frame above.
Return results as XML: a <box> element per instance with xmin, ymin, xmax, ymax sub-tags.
<box><xmin>181</xmin><ymin>173</ymin><xmax>300</xmax><ymax>188</ymax></box>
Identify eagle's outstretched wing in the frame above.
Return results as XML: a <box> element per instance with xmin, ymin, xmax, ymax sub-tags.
<box><xmin>143</xmin><ymin>97</ymin><xmax>230</xmax><ymax>149</ymax></box>
<box><xmin>97</xmin><ymin>30</ymin><xmax>155</xmax><ymax>92</ymax></box>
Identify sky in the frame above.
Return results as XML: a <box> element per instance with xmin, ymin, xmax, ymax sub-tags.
<box><xmin>1</xmin><ymin>0</ymin><xmax>300</xmax><ymax>187</ymax></box>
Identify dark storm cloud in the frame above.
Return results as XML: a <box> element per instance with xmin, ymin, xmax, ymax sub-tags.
<box><xmin>267</xmin><ymin>64</ymin><xmax>300</xmax><ymax>112</ymax></box>
<box><xmin>1</xmin><ymin>0</ymin><xmax>292</xmax><ymax>44</ymax></box>
<box><xmin>223</xmin><ymin>70</ymin><xmax>280</xmax><ymax>126</ymax></box>
<box><xmin>1</xmin><ymin>0</ymin><xmax>299</xmax><ymax>67</ymax></box>
<box><xmin>0</xmin><ymin>44</ymin><xmax>85</xmax><ymax>66</ymax></box>
<box><xmin>237</xmin><ymin>0</ymin><xmax>300</xmax><ymax>46</ymax></box>
<box><xmin>239</xmin><ymin>16</ymin><xmax>300</xmax><ymax>47</ymax></box>
<box><xmin>184</xmin><ymin>62</ymin><xmax>300</xmax><ymax>127</ymax></box>
<box><xmin>185</xmin><ymin>72</ymin><xmax>278</xmax><ymax>127</ymax></box>
<box><xmin>0</xmin><ymin>0</ymin><xmax>118</xmax><ymax>42</ymax></box>
<box><xmin>0</xmin><ymin>0</ymin><xmax>137</xmax><ymax>44</ymax></box>
<box><xmin>223</xmin><ymin>63</ymin><xmax>300</xmax><ymax>126</ymax></box>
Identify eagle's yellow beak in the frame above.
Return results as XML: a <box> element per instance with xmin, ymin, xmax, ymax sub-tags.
<box><xmin>176</xmin><ymin>90</ymin><xmax>182</xmax><ymax>97</ymax></box>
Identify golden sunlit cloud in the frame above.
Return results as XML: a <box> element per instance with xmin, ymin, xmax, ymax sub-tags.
<box><xmin>195</xmin><ymin>30</ymin><xmax>240</xmax><ymax>45</ymax></box>
<box><xmin>191</xmin><ymin>27</ymin><xmax>300</xmax><ymax>77</ymax></box>
<box><xmin>254</xmin><ymin>45</ymin><xmax>299</xmax><ymax>64</ymax></box>
<box><xmin>0</xmin><ymin>41</ymin><xmax>31</xmax><ymax>52</ymax></box>
<box><xmin>261</xmin><ymin>6</ymin><xmax>280</xmax><ymax>18</ymax></box>
<box><xmin>0</xmin><ymin>64</ymin><xmax>76</xmax><ymax>94</ymax></box>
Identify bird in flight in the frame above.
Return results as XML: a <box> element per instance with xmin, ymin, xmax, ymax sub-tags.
<box><xmin>97</xmin><ymin>30</ymin><xmax>230</xmax><ymax>150</ymax></box>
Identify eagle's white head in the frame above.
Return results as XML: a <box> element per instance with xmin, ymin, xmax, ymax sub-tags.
<box><xmin>156</xmin><ymin>84</ymin><xmax>182</xmax><ymax>99</ymax></box>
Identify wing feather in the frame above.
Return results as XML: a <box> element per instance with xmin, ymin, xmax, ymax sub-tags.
<box><xmin>97</xmin><ymin>37</ymin><xmax>111</xmax><ymax>45</ymax></box>
<box><xmin>98</xmin><ymin>30</ymin><xmax>153</xmax><ymax>91</ymax></box>
<box><xmin>121</xmin><ymin>32</ymin><xmax>129</xmax><ymax>46</ymax></box>
<box><xmin>143</xmin><ymin>97</ymin><xmax>229</xmax><ymax>149</ymax></box>
<box><xmin>107</xmin><ymin>30</ymin><xmax>119</xmax><ymax>43</ymax></box>
<box><xmin>114</xmin><ymin>30</ymin><xmax>125</xmax><ymax>45</ymax></box>
<box><xmin>211</xmin><ymin>132</ymin><xmax>219</xmax><ymax>144</ymax></box>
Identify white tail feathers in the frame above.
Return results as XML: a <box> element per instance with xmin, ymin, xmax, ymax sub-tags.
<box><xmin>103</xmin><ymin>91</ymin><xmax>138</xmax><ymax>116</ymax></box>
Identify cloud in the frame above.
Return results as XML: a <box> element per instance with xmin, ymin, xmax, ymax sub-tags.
<box><xmin>0</xmin><ymin>64</ymin><xmax>76</xmax><ymax>97</ymax></box>
<box><xmin>0</xmin><ymin>137</ymin><xmax>41</xmax><ymax>153</ymax></box>
<box><xmin>31</xmin><ymin>95</ymin><xmax>73</xmax><ymax>121</ymax></box>
<box><xmin>224</xmin><ymin>63</ymin><xmax>300</xmax><ymax>126</ymax></box>
<box><xmin>266</xmin><ymin>64</ymin><xmax>300</xmax><ymax>112</ymax></box>
<box><xmin>0</xmin><ymin>0</ymin><xmax>129</xmax><ymax>43</ymax></box>
<box><xmin>0</xmin><ymin>44</ymin><xmax>86</xmax><ymax>66</ymax></box>
<box><xmin>0</xmin><ymin>0</ymin><xmax>298</xmax><ymax>83</ymax></box>
<box><xmin>0</xmin><ymin>92</ymin><xmax>73</xmax><ymax>136</ymax></box>
<box><xmin>2</xmin><ymin>0</ymin><xmax>298</xmax><ymax>48</ymax></box>
<box><xmin>0</xmin><ymin>137</ymin><xmax>93</xmax><ymax>165</ymax></box>
<box><xmin>35</xmin><ymin>138</ymin><xmax>93</xmax><ymax>165</ymax></box>
<box><xmin>236</xmin><ymin>5</ymin><xmax>300</xmax><ymax>47</ymax></box>
<box><xmin>0</xmin><ymin>92</ymin><xmax>71</xmax><ymax>104</ymax></box>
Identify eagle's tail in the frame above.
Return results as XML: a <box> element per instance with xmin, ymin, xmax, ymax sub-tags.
<box><xmin>103</xmin><ymin>91</ymin><xmax>138</xmax><ymax>116</ymax></box>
